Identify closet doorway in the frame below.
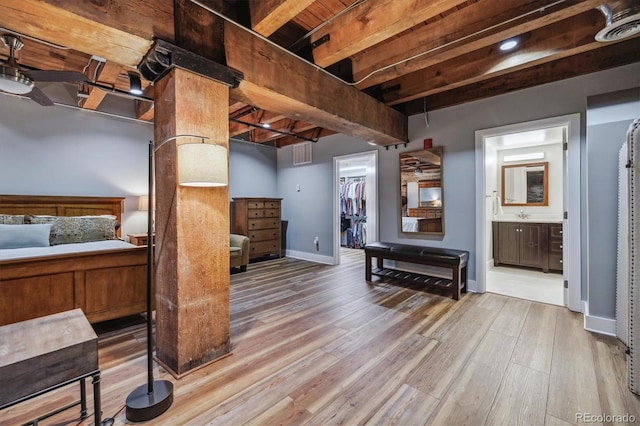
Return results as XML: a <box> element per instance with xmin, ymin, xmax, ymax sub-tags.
<box><xmin>475</xmin><ymin>114</ymin><xmax>581</xmax><ymax>311</ymax></box>
<box><xmin>333</xmin><ymin>151</ymin><xmax>378</xmax><ymax>265</ymax></box>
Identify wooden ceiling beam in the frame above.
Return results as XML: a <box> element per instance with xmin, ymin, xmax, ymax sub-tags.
<box><xmin>250</xmin><ymin>0</ymin><xmax>316</xmax><ymax>37</ymax></box>
<box><xmin>0</xmin><ymin>0</ymin><xmax>154</xmax><ymax>67</ymax></box>
<box><xmin>404</xmin><ymin>38</ymin><xmax>640</xmax><ymax>114</ymax></box>
<box><xmin>135</xmin><ymin>85</ymin><xmax>155</xmax><ymax>121</ymax></box>
<box><xmin>352</xmin><ymin>0</ymin><xmax>604</xmax><ymax>89</ymax></box>
<box><xmin>81</xmin><ymin>61</ymin><xmax>123</xmax><ymax>110</ymax></box>
<box><xmin>309</xmin><ymin>0</ymin><xmax>468</xmax><ymax>68</ymax></box>
<box><xmin>276</xmin><ymin>128</ymin><xmax>336</xmax><ymax>148</ymax></box>
<box><xmin>381</xmin><ymin>10</ymin><xmax>617</xmax><ymax>106</ymax></box>
<box><xmin>250</xmin><ymin>118</ymin><xmax>316</xmax><ymax>143</ymax></box>
<box><xmin>225</xmin><ymin>20</ymin><xmax>407</xmax><ymax>146</ymax></box>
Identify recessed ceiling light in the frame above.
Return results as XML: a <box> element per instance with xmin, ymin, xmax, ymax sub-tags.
<box><xmin>261</xmin><ymin>123</ymin><xmax>271</xmax><ymax>128</ymax></box>
<box><xmin>499</xmin><ymin>39</ymin><xmax>518</xmax><ymax>51</ymax></box>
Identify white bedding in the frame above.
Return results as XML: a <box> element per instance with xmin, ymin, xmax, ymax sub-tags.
<box><xmin>0</xmin><ymin>239</ymin><xmax>138</xmax><ymax>261</ymax></box>
<box><xmin>402</xmin><ymin>217</ymin><xmax>420</xmax><ymax>232</ymax></box>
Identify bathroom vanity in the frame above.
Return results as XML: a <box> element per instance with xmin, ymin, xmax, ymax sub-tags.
<box><xmin>492</xmin><ymin>220</ymin><xmax>563</xmax><ymax>273</ymax></box>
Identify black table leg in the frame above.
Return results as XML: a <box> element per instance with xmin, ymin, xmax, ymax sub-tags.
<box><xmin>92</xmin><ymin>372</ymin><xmax>102</xmax><ymax>425</ymax></box>
<box><xmin>80</xmin><ymin>379</ymin><xmax>87</xmax><ymax>419</ymax></box>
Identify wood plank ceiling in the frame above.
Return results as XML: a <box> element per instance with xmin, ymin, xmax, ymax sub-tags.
<box><xmin>0</xmin><ymin>0</ymin><xmax>638</xmax><ymax>147</ymax></box>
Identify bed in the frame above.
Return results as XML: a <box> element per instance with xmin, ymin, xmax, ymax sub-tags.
<box><xmin>0</xmin><ymin>195</ymin><xmax>147</xmax><ymax>326</ymax></box>
<box><xmin>402</xmin><ymin>216</ymin><xmax>442</xmax><ymax>233</ymax></box>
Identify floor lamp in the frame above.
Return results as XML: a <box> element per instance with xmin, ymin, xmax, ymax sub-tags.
<box><xmin>125</xmin><ymin>134</ymin><xmax>228</xmax><ymax>422</ymax></box>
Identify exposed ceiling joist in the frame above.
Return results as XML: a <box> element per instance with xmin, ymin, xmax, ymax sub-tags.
<box><xmin>351</xmin><ymin>0</ymin><xmax>604</xmax><ymax>89</ymax></box>
<box><xmin>309</xmin><ymin>0</ymin><xmax>469</xmax><ymax>68</ymax></box>
<box><xmin>382</xmin><ymin>10</ymin><xmax>612</xmax><ymax>105</ymax></box>
<box><xmin>251</xmin><ymin>0</ymin><xmax>316</xmax><ymax>37</ymax></box>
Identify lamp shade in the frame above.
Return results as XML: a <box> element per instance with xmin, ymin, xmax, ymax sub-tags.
<box><xmin>177</xmin><ymin>143</ymin><xmax>228</xmax><ymax>187</ymax></box>
<box><xmin>138</xmin><ymin>195</ymin><xmax>149</xmax><ymax>211</ymax></box>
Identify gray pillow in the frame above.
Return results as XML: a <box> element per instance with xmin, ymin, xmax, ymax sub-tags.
<box><xmin>0</xmin><ymin>214</ymin><xmax>24</xmax><ymax>224</ymax></box>
<box><xmin>26</xmin><ymin>215</ymin><xmax>118</xmax><ymax>245</ymax></box>
<box><xmin>0</xmin><ymin>224</ymin><xmax>52</xmax><ymax>249</ymax></box>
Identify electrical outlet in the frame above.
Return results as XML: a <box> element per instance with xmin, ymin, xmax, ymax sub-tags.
<box><xmin>296</xmin><ymin>184</ymin><xmax>300</xmax><ymax>192</ymax></box>
<box><xmin>314</xmin><ymin>237</ymin><xmax>319</xmax><ymax>245</ymax></box>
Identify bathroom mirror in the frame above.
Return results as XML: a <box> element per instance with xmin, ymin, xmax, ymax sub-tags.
<box><xmin>400</xmin><ymin>147</ymin><xmax>444</xmax><ymax>234</ymax></box>
<box><xmin>501</xmin><ymin>161</ymin><xmax>548</xmax><ymax>206</ymax></box>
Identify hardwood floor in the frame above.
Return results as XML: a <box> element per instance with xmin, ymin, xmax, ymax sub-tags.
<box><xmin>3</xmin><ymin>249</ymin><xmax>640</xmax><ymax>425</ymax></box>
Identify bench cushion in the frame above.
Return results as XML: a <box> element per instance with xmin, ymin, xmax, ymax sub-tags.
<box><xmin>364</xmin><ymin>242</ymin><xmax>468</xmax><ymax>266</ymax></box>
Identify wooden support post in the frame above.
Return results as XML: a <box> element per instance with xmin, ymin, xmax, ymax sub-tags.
<box><xmin>153</xmin><ymin>67</ymin><xmax>230</xmax><ymax>377</ymax></box>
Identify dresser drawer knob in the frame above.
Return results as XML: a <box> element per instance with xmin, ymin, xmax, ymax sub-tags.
<box><xmin>559</xmin><ymin>260</ymin><xmax>563</xmax><ymax>263</ymax></box>
<box><xmin>559</xmin><ymin>245</ymin><xmax>563</xmax><ymax>249</ymax></box>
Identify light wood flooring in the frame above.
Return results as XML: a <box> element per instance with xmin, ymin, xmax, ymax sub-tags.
<box><xmin>3</xmin><ymin>249</ymin><xmax>640</xmax><ymax>425</ymax></box>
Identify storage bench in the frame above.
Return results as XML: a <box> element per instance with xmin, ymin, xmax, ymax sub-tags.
<box><xmin>364</xmin><ymin>242</ymin><xmax>469</xmax><ymax>300</ymax></box>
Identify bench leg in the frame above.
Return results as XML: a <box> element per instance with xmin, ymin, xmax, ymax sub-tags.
<box><xmin>461</xmin><ymin>266</ymin><xmax>468</xmax><ymax>294</ymax></box>
<box><xmin>452</xmin><ymin>267</ymin><xmax>461</xmax><ymax>300</ymax></box>
<box><xmin>365</xmin><ymin>252</ymin><xmax>372</xmax><ymax>281</ymax></box>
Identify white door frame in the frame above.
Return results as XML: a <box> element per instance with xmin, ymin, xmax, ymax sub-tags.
<box><xmin>475</xmin><ymin>113</ymin><xmax>581</xmax><ymax>312</ymax></box>
<box><xmin>333</xmin><ymin>150</ymin><xmax>378</xmax><ymax>265</ymax></box>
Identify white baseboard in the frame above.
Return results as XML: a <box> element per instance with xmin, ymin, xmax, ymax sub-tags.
<box><xmin>467</xmin><ymin>279</ymin><xmax>479</xmax><ymax>293</ymax></box>
<box><xmin>582</xmin><ymin>301</ymin><xmax>617</xmax><ymax>336</ymax></box>
<box><xmin>286</xmin><ymin>250</ymin><xmax>335</xmax><ymax>265</ymax></box>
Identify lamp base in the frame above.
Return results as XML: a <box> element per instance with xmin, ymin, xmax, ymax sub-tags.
<box><xmin>125</xmin><ymin>380</ymin><xmax>174</xmax><ymax>422</ymax></box>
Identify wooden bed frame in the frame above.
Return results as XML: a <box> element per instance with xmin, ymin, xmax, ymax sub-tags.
<box><xmin>0</xmin><ymin>195</ymin><xmax>148</xmax><ymax>326</ymax></box>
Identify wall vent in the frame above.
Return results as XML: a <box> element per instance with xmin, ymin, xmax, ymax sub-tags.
<box><xmin>293</xmin><ymin>142</ymin><xmax>312</xmax><ymax>165</ymax></box>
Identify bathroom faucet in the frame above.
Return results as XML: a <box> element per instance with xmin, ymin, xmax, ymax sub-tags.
<box><xmin>517</xmin><ymin>210</ymin><xmax>529</xmax><ymax>219</ymax></box>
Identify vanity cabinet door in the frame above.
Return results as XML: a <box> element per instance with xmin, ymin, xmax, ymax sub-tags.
<box><xmin>496</xmin><ymin>222</ymin><xmax>520</xmax><ymax>265</ymax></box>
<box><xmin>493</xmin><ymin>222</ymin><xmax>552</xmax><ymax>271</ymax></box>
<box><xmin>519</xmin><ymin>223</ymin><xmax>546</xmax><ymax>268</ymax></box>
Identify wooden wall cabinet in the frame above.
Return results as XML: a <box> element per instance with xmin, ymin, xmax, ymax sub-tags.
<box><xmin>233</xmin><ymin>197</ymin><xmax>282</xmax><ymax>260</ymax></box>
<box><xmin>493</xmin><ymin>221</ymin><xmax>562</xmax><ymax>273</ymax></box>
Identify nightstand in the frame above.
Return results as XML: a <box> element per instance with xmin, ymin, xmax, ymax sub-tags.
<box><xmin>128</xmin><ymin>233</ymin><xmax>152</xmax><ymax>246</ymax></box>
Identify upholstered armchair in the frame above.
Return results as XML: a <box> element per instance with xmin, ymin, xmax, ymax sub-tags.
<box><xmin>230</xmin><ymin>233</ymin><xmax>250</xmax><ymax>272</ymax></box>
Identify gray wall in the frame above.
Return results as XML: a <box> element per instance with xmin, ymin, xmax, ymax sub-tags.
<box><xmin>586</xmin><ymin>89</ymin><xmax>640</xmax><ymax>318</ymax></box>
<box><xmin>229</xmin><ymin>140</ymin><xmax>278</xmax><ymax>199</ymax></box>
<box><xmin>0</xmin><ymin>95</ymin><xmax>279</xmax><ymax>238</ymax></box>
<box><xmin>278</xmin><ymin>63</ymin><xmax>640</xmax><ymax>318</ymax></box>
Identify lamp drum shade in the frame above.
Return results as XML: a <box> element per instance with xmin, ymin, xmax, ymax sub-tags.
<box><xmin>177</xmin><ymin>143</ymin><xmax>228</xmax><ymax>187</ymax></box>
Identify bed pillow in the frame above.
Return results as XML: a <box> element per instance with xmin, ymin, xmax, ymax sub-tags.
<box><xmin>0</xmin><ymin>224</ymin><xmax>52</xmax><ymax>249</ymax></box>
<box><xmin>0</xmin><ymin>214</ymin><xmax>25</xmax><ymax>224</ymax></box>
<box><xmin>26</xmin><ymin>215</ymin><xmax>118</xmax><ymax>245</ymax></box>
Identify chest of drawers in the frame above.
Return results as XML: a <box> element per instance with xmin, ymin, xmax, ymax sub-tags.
<box><xmin>233</xmin><ymin>197</ymin><xmax>282</xmax><ymax>260</ymax></box>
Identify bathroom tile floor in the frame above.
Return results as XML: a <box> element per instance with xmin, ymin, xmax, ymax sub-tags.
<box><xmin>486</xmin><ymin>266</ymin><xmax>564</xmax><ymax>306</ymax></box>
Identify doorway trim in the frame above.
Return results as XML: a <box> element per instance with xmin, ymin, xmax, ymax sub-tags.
<box><xmin>333</xmin><ymin>150</ymin><xmax>378</xmax><ymax>265</ymax></box>
<box><xmin>475</xmin><ymin>113</ymin><xmax>581</xmax><ymax>312</ymax></box>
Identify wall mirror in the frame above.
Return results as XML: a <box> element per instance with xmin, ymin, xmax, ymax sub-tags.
<box><xmin>400</xmin><ymin>146</ymin><xmax>444</xmax><ymax>234</ymax></box>
<box><xmin>501</xmin><ymin>161</ymin><xmax>548</xmax><ymax>206</ymax></box>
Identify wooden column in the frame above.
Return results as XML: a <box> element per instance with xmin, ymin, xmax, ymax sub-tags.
<box><xmin>153</xmin><ymin>67</ymin><xmax>230</xmax><ymax>377</ymax></box>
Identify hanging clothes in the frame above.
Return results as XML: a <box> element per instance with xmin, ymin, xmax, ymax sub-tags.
<box><xmin>340</xmin><ymin>177</ymin><xmax>366</xmax><ymax>248</ymax></box>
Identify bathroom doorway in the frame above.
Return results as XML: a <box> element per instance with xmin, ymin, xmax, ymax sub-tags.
<box><xmin>475</xmin><ymin>114</ymin><xmax>581</xmax><ymax>310</ymax></box>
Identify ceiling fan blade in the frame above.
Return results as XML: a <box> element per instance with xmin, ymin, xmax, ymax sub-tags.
<box><xmin>25</xmin><ymin>70</ymin><xmax>88</xmax><ymax>83</ymax></box>
<box><xmin>27</xmin><ymin>86</ymin><xmax>54</xmax><ymax>106</ymax></box>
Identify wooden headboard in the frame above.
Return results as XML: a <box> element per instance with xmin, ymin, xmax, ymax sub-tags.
<box><xmin>0</xmin><ymin>195</ymin><xmax>125</xmax><ymax>237</ymax></box>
